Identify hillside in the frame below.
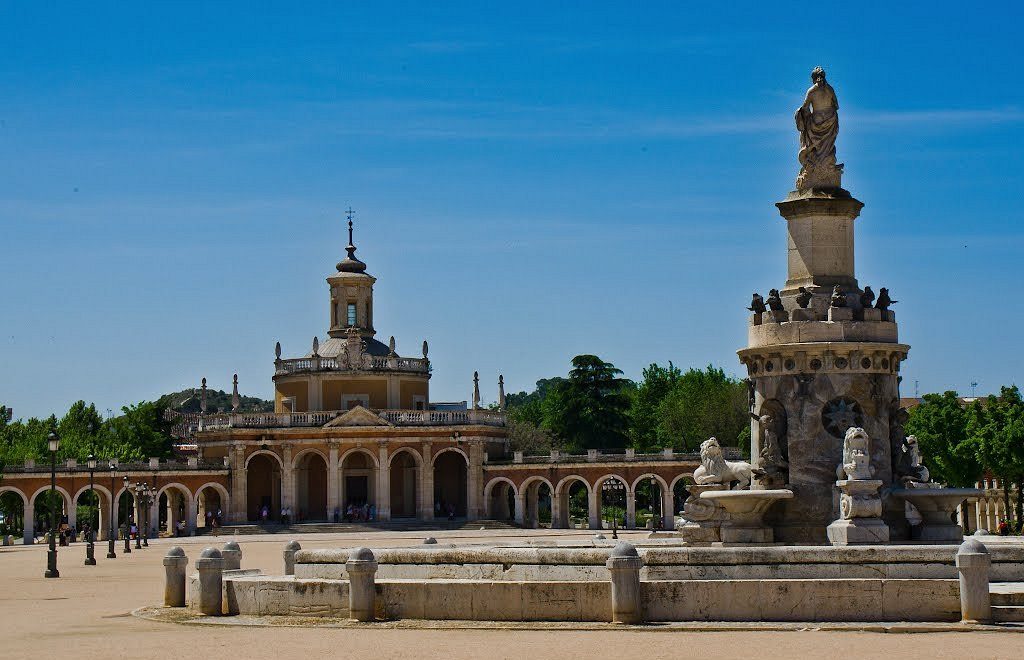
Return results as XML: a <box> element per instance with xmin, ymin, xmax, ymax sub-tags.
<box><xmin>159</xmin><ymin>387</ymin><xmax>274</xmax><ymax>414</ymax></box>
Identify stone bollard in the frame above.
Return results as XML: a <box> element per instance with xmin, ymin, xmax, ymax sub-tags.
<box><xmin>973</xmin><ymin>528</ymin><xmax>990</xmax><ymax>536</ymax></box>
<box><xmin>606</xmin><ymin>542</ymin><xmax>644</xmax><ymax>624</ymax></box>
<box><xmin>956</xmin><ymin>538</ymin><xmax>992</xmax><ymax>624</ymax></box>
<box><xmin>346</xmin><ymin>547</ymin><xmax>378</xmax><ymax>622</ymax></box>
<box><xmin>283</xmin><ymin>540</ymin><xmax>301</xmax><ymax>576</ymax></box>
<box><xmin>422</xmin><ymin>537</ymin><xmax>437</xmax><ymax>545</ymax></box>
<box><xmin>162</xmin><ymin>547</ymin><xmax>189</xmax><ymax>607</ymax></box>
<box><xmin>195</xmin><ymin>547</ymin><xmax>225</xmax><ymax>616</ymax></box>
<box><xmin>221</xmin><ymin>540</ymin><xmax>242</xmax><ymax>570</ymax></box>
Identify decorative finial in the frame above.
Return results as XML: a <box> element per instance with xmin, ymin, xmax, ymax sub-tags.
<box><xmin>336</xmin><ymin>208</ymin><xmax>368</xmax><ymax>273</ymax></box>
<box><xmin>200</xmin><ymin>378</ymin><xmax>208</xmax><ymax>414</ymax></box>
<box><xmin>231</xmin><ymin>374</ymin><xmax>240</xmax><ymax>412</ymax></box>
<box><xmin>312</xmin><ymin>336</ymin><xmax>319</xmax><ymax>355</ymax></box>
<box><xmin>472</xmin><ymin>371</ymin><xmax>481</xmax><ymax>410</ymax></box>
<box><xmin>498</xmin><ymin>375</ymin><xmax>506</xmax><ymax>412</ymax></box>
<box><xmin>275</xmin><ymin>341</ymin><xmax>282</xmax><ymax>360</ymax></box>
<box><xmin>422</xmin><ymin>340</ymin><xmax>428</xmax><ymax>359</ymax></box>
<box><xmin>388</xmin><ymin>336</ymin><xmax>396</xmax><ymax>356</ymax></box>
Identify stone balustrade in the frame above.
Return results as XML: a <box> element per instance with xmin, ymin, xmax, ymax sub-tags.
<box><xmin>274</xmin><ymin>355</ymin><xmax>429</xmax><ymax>376</ymax></box>
<box><xmin>197</xmin><ymin>408</ymin><xmax>506</xmax><ymax>430</ymax></box>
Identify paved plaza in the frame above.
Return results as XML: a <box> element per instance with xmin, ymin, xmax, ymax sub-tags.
<box><xmin>1</xmin><ymin>529</ymin><xmax>1023</xmax><ymax>659</ymax></box>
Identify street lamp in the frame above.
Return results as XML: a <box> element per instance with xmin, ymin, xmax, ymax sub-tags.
<box><xmin>141</xmin><ymin>483</ymin><xmax>151</xmax><ymax>547</ymax></box>
<box><xmin>602</xmin><ymin>479</ymin><xmax>624</xmax><ymax>540</ymax></box>
<box><xmin>106</xmin><ymin>462</ymin><xmax>117</xmax><ymax>558</ymax></box>
<box><xmin>122</xmin><ymin>475</ymin><xmax>132</xmax><ymax>554</ymax></box>
<box><xmin>44</xmin><ymin>431</ymin><xmax>60</xmax><ymax>578</ymax></box>
<box><xmin>84</xmin><ymin>453</ymin><xmax>97</xmax><ymax>565</ymax></box>
<box><xmin>134</xmin><ymin>483</ymin><xmax>142</xmax><ymax>549</ymax></box>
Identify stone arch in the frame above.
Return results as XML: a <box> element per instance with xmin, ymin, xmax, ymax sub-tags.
<box><xmin>30</xmin><ymin>485</ymin><xmax>73</xmax><ymax>533</ymax></box>
<box><xmin>246</xmin><ymin>451</ymin><xmax>282</xmax><ymax>522</ymax></box>
<box><xmin>553</xmin><ymin>475</ymin><xmax>591</xmax><ymax>529</ymax></box>
<box><xmin>483</xmin><ymin>477</ymin><xmax>518</xmax><ymax>520</ymax></box>
<box><xmin>518</xmin><ymin>476</ymin><xmax>554</xmax><ymax>528</ymax></box>
<box><xmin>388</xmin><ymin>448</ymin><xmax>421</xmax><ymax>519</ymax></box>
<box><xmin>341</xmin><ymin>447</ymin><xmax>378</xmax><ymax>517</ymax></box>
<box><xmin>156</xmin><ymin>483</ymin><xmax>193</xmax><ymax>535</ymax></box>
<box><xmin>72</xmin><ymin>483</ymin><xmax>112</xmax><ymax>541</ymax></box>
<box><xmin>0</xmin><ymin>486</ymin><xmax>30</xmax><ymax>544</ymax></box>
<box><xmin>194</xmin><ymin>482</ymin><xmax>229</xmax><ymax>529</ymax></box>
<box><xmin>630</xmin><ymin>473</ymin><xmax>671</xmax><ymax>531</ymax></box>
<box><xmin>433</xmin><ymin>448</ymin><xmax>468</xmax><ymax>518</ymax></box>
<box><xmin>294</xmin><ymin>450</ymin><xmax>329</xmax><ymax>521</ymax></box>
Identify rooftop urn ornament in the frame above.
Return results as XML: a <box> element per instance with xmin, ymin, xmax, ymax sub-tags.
<box><xmin>472</xmin><ymin>371</ymin><xmax>481</xmax><ymax>410</ymax></box>
<box><xmin>859</xmin><ymin>286</ymin><xmax>875</xmax><ymax>309</ymax></box>
<box><xmin>231</xmin><ymin>374</ymin><xmax>240</xmax><ymax>412</ymax></box>
<box><xmin>498</xmin><ymin>374</ymin><xmax>506</xmax><ymax>411</ymax></box>
<box><xmin>336</xmin><ymin>207</ymin><xmax>368</xmax><ymax>273</ymax></box>
<box><xmin>795</xmin><ymin>286</ymin><xmax>813</xmax><ymax>309</ymax></box>
<box><xmin>275</xmin><ymin>341</ymin><xmax>282</xmax><ymax>360</ymax></box>
<box><xmin>795</xmin><ymin>66</ymin><xmax>843</xmax><ymax>190</ymax></box>
<box><xmin>312</xmin><ymin>336</ymin><xmax>319</xmax><ymax>356</ymax></box>
<box><xmin>422</xmin><ymin>340</ymin><xmax>429</xmax><ymax>360</ymax></box>
<box><xmin>200</xmin><ymin>378</ymin><xmax>208</xmax><ymax>414</ymax></box>
<box><xmin>875</xmin><ymin>287</ymin><xmax>897</xmax><ymax>310</ymax></box>
<box><xmin>388</xmin><ymin>336</ymin><xmax>397</xmax><ymax>356</ymax></box>
<box><xmin>766</xmin><ymin>289</ymin><xmax>784</xmax><ymax>312</ymax></box>
<box><xmin>747</xmin><ymin>293</ymin><xmax>767</xmax><ymax>314</ymax></box>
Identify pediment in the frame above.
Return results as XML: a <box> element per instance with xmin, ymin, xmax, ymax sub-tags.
<box><xmin>323</xmin><ymin>405</ymin><xmax>392</xmax><ymax>428</ymax></box>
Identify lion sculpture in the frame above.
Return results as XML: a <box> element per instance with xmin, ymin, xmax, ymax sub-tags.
<box><xmin>894</xmin><ymin>434</ymin><xmax>930</xmax><ymax>486</ymax></box>
<box><xmin>693</xmin><ymin>437</ymin><xmax>756</xmax><ymax>490</ymax></box>
<box><xmin>837</xmin><ymin>426</ymin><xmax>873</xmax><ymax>481</ymax></box>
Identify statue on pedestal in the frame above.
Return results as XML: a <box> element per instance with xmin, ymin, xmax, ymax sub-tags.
<box><xmin>795</xmin><ymin>286</ymin><xmax>813</xmax><ymax>309</ymax></box>
<box><xmin>766</xmin><ymin>289</ymin><xmax>785</xmax><ymax>312</ymax></box>
<box><xmin>751</xmin><ymin>412</ymin><xmax>788</xmax><ymax>488</ymax></box>
<box><xmin>830</xmin><ymin>285</ymin><xmax>847</xmax><ymax>308</ymax></box>
<box><xmin>837</xmin><ymin>426</ymin><xmax>873</xmax><ymax>481</ymax></box>
<box><xmin>795</xmin><ymin>67</ymin><xmax>843</xmax><ymax>190</ymax></box>
<box><xmin>747</xmin><ymin>293</ymin><xmax>767</xmax><ymax>314</ymax></box>
<box><xmin>894</xmin><ymin>435</ymin><xmax>932</xmax><ymax>487</ymax></box>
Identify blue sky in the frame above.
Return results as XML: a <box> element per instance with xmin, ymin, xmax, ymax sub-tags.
<box><xmin>2</xmin><ymin>2</ymin><xmax>1023</xmax><ymax>419</ymax></box>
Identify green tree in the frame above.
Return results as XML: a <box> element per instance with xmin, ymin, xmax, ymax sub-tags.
<box><xmin>656</xmin><ymin>366</ymin><xmax>749</xmax><ymax>454</ymax></box>
<box><xmin>102</xmin><ymin>401</ymin><xmax>176</xmax><ymax>461</ymax></box>
<box><xmin>905</xmin><ymin>391</ymin><xmax>983</xmax><ymax>488</ymax></box>
<box><xmin>505</xmin><ymin>378</ymin><xmax>565</xmax><ymax>427</ymax></box>
<box><xmin>628</xmin><ymin>362</ymin><xmax>682</xmax><ymax>452</ymax></box>
<box><xmin>543</xmin><ymin>355</ymin><xmax>631</xmax><ymax>452</ymax></box>
<box><xmin>56</xmin><ymin>400</ymin><xmax>104</xmax><ymax>460</ymax></box>
<box><xmin>970</xmin><ymin>387</ymin><xmax>1024</xmax><ymax>530</ymax></box>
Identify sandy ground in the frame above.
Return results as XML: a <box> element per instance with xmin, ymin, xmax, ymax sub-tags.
<box><xmin>2</xmin><ymin>529</ymin><xmax>1024</xmax><ymax>660</ymax></box>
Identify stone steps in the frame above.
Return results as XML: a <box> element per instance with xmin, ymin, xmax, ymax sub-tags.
<box><xmin>991</xmin><ymin>583</ymin><xmax>1024</xmax><ymax>606</ymax></box>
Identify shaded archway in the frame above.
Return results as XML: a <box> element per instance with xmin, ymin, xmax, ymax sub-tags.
<box><xmin>670</xmin><ymin>474</ymin><xmax>693</xmax><ymax>526</ymax></box>
<box><xmin>0</xmin><ymin>487</ymin><xmax>28</xmax><ymax>544</ymax></box>
<box><xmin>433</xmin><ymin>449</ymin><xmax>468</xmax><ymax>519</ymax></box>
<box><xmin>554</xmin><ymin>476</ymin><xmax>591</xmax><ymax>529</ymax></box>
<box><xmin>31</xmin><ymin>486</ymin><xmax>72</xmax><ymax>536</ymax></box>
<box><xmin>631</xmin><ymin>474</ymin><xmax>669</xmax><ymax>530</ymax></box>
<box><xmin>246</xmin><ymin>452</ymin><xmax>282</xmax><ymax>522</ymax></box>
<box><xmin>389</xmin><ymin>450</ymin><xmax>419</xmax><ymax>519</ymax></box>
<box><xmin>195</xmin><ymin>483</ymin><xmax>226</xmax><ymax>530</ymax></box>
<box><xmin>73</xmin><ymin>484</ymin><xmax>111</xmax><ymax>541</ymax></box>
<box><xmin>484</xmin><ymin>478</ymin><xmax>517</xmax><ymax>521</ymax></box>
<box><xmin>157</xmin><ymin>484</ymin><xmax>192</xmax><ymax>536</ymax></box>
<box><xmin>596</xmin><ymin>475</ymin><xmax>628</xmax><ymax>531</ymax></box>
<box><xmin>341</xmin><ymin>449</ymin><xmax>377</xmax><ymax>520</ymax></box>
<box><xmin>295</xmin><ymin>451</ymin><xmax>328</xmax><ymax>521</ymax></box>
<box><xmin>520</xmin><ymin>477</ymin><xmax>553</xmax><ymax>528</ymax></box>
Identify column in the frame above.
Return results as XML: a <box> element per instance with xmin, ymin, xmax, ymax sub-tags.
<box><xmin>23</xmin><ymin>501</ymin><xmax>34</xmax><ymax>545</ymax></box>
<box><xmin>149</xmin><ymin>497</ymin><xmax>159</xmax><ymax>537</ymax></box>
<box><xmin>230</xmin><ymin>444</ymin><xmax>247</xmax><ymax>523</ymax></box>
<box><xmin>327</xmin><ymin>443</ymin><xmax>340</xmax><ymax>514</ymax></box>
<box><xmin>186</xmin><ymin>496</ymin><xmax>197</xmax><ymax>535</ymax></box>
<box><xmin>376</xmin><ymin>442</ymin><xmax>390</xmax><ymax>521</ymax></box>
<box><xmin>420</xmin><ymin>442</ymin><xmax>434</xmax><ymax>521</ymax></box>
<box><xmin>625</xmin><ymin>490</ymin><xmax>636</xmax><ymax>530</ymax></box>
<box><xmin>281</xmin><ymin>445</ymin><xmax>294</xmax><ymax>514</ymax></box>
<box><xmin>550</xmin><ymin>491</ymin><xmax>563</xmax><ymax>529</ymax></box>
<box><xmin>514</xmin><ymin>494</ymin><xmax>525</xmax><ymax>526</ymax></box>
<box><xmin>588</xmin><ymin>487</ymin><xmax>602</xmax><ymax>530</ymax></box>
<box><xmin>661</xmin><ymin>488</ymin><xmax>676</xmax><ymax>531</ymax></box>
<box><xmin>466</xmin><ymin>440</ymin><xmax>483</xmax><ymax>521</ymax></box>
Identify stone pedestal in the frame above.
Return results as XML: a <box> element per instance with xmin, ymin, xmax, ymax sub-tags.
<box><xmin>827</xmin><ymin>307</ymin><xmax>853</xmax><ymax>322</ymax></box>
<box><xmin>700</xmin><ymin>489</ymin><xmax>793</xmax><ymax>544</ymax></box>
<box><xmin>893</xmin><ymin>488</ymin><xmax>981</xmax><ymax>542</ymax></box>
<box><xmin>827</xmin><ymin>480</ymin><xmax>889</xmax><ymax>545</ymax></box>
<box><xmin>765</xmin><ymin>310</ymin><xmax>789</xmax><ymax>323</ymax></box>
<box><xmin>790</xmin><ymin>308</ymin><xmax>816</xmax><ymax>321</ymax></box>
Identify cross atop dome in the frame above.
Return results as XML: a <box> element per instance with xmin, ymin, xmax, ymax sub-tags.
<box><xmin>337</xmin><ymin>206</ymin><xmax>367</xmax><ymax>274</ymax></box>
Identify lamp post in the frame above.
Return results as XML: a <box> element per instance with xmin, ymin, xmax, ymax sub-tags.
<box><xmin>134</xmin><ymin>483</ymin><xmax>143</xmax><ymax>549</ymax></box>
<box><xmin>106</xmin><ymin>462</ymin><xmax>117</xmax><ymax>558</ymax></box>
<box><xmin>84</xmin><ymin>453</ymin><xmax>97</xmax><ymax>565</ymax></box>
<box><xmin>123</xmin><ymin>475</ymin><xmax>132</xmax><ymax>554</ymax></box>
<box><xmin>44</xmin><ymin>431</ymin><xmax>60</xmax><ymax>578</ymax></box>
<box><xmin>602</xmin><ymin>479</ymin><xmax>624</xmax><ymax>540</ymax></box>
<box><xmin>141</xmin><ymin>483</ymin><xmax>151</xmax><ymax>547</ymax></box>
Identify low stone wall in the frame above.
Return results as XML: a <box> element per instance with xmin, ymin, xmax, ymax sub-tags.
<box><xmin>293</xmin><ymin>543</ymin><xmax>1024</xmax><ymax>582</ymax></box>
<box><xmin>213</xmin><ymin>574</ymin><xmax>959</xmax><ymax>623</ymax></box>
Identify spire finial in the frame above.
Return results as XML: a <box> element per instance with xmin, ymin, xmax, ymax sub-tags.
<box><xmin>336</xmin><ymin>207</ymin><xmax>367</xmax><ymax>273</ymax></box>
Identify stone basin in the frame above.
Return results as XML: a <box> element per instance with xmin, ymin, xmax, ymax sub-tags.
<box><xmin>892</xmin><ymin>488</ymin><xmax>981</xmax><ymax>543</ymax></box>
<box><xmin>700</xmin><ymin>489</ymin><xmax>794</xmax><ymax>543</ymax></box>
